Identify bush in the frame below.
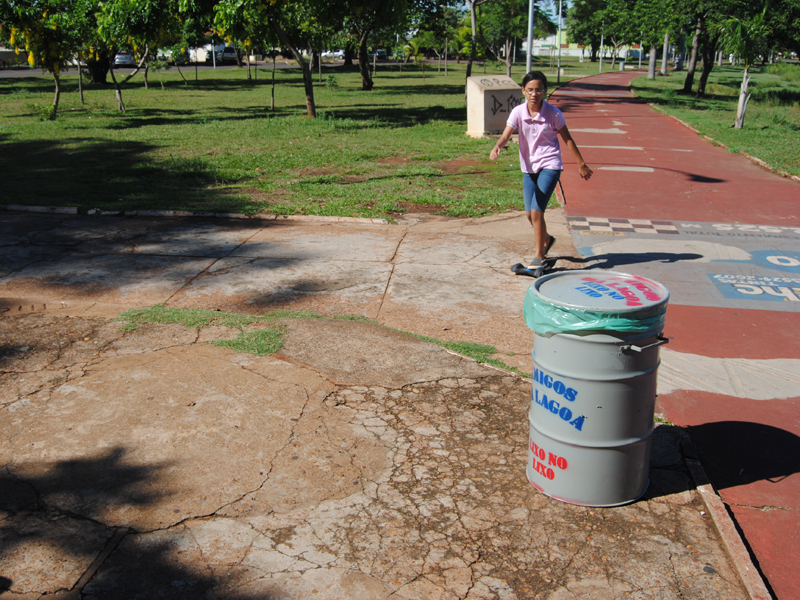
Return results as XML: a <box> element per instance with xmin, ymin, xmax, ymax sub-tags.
<box><xmin>766</xmin><ymin>63</ymin><xmax>800</xmax><ymax>83</ymax></box>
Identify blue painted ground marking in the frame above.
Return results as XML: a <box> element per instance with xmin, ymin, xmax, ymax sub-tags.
<box><xmin>709</xmin><ymin>274</ymin><xmax>800</xmax><ymax>303</ymax></box>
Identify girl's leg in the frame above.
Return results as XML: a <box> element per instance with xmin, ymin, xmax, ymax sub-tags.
<box><xmin>524</xmin><ymin>170</ymin><xmax>560</xmax><ymax>258</ymax></box>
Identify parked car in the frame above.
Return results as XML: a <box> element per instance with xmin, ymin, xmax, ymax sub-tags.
<box><xmin>322</xmin><ymin>49</ymin><xmax>345</xmax><ymax>59</ymax></box>
<box><xmin>205</xmin><ymin>47</ymin><xmax>237</xmax><ymax>64</ymax></box>
<box><xmin>113</xmin><ymin>52</ymin><xmax>136</xmax><ymax>67</ymax></box>
<box><xmin>218</xmin><ymin>47</ymin><xmax>238</xmax><ymax>64</ymax></box>
<box><xmin>376</xmin><ymin>49</ymin><xmax>387</xmax><ymax>59</ymax></box>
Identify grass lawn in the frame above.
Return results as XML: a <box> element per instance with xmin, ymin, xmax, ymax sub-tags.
<box><xmin>631</xmin><ymin>63</ymin><xmax>800</xmax><ymax>178</ymax></box>
<box><xmin>0</xmin><ymin>59</ymin><xmax>599</xmax><ymax>219</ymax></box>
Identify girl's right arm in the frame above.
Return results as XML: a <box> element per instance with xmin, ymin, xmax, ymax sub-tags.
<box><xmin>490</xmin><ymin>125</ymin><xmax>515</xmax><ymax>161</ymax></box>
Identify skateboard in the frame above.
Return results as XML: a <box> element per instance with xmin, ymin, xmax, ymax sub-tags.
<box><xmin>511</xmin><ymin>257</ymin><xmax>557</xmax><ymax>278</ymax></box>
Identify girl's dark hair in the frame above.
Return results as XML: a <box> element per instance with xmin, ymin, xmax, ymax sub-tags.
<box><xmin>522</xmin><ymin>70</ymin><xmax>548</xmax><ymax>90</ymax></box>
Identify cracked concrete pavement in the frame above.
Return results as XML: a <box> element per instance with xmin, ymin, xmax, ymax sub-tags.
<box><xmin>0</xmin><ymin>210</ymin><xmax>752</xmax><ymax>599</ymax></box>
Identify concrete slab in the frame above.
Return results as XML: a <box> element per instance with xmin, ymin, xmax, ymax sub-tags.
<box><xmin>1</xmin><ymin>311</ymin><xmax>749</xmax><ymax>600</ymax></box>
<box><xmin>0</xmin><ymin>254</ymin><xmax>216</xmax><ymax>305</ymax></box>
<box><xmin>275</xmin><ymin>318</ymin><xmax>496</xmax><ymax>387</ymax></box>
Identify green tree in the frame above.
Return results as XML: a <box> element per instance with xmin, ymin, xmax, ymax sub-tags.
<box><xmin>340</xmin><ymin>0</ymin><xmax>409</xmax><ymax>91</ymax></box>
<box><xmin>714</xmin><ymin>8</ymin><xmax>769</xmax><ymax>128</ymax></box>
<box><xmin>464</xmin><ymin>0</ymin><xmax>492</xmax><ymax>79</ymax></box>
<box><xmin>97</xmin><ymin>0</ymin><xmax>182</xmax><ymax>111</ymax></box>
<box><xmin>566</xmin><ymin>0</ymin><xmax>604</xmax><ymax>61</ymax></box>
<box><xmin>764</xmin><ymin>0</ymin><xmax>800</xmax><ymax>57</ymax></box>
<box><xmin>478</xmin><ymin>0</ymin><xmax>544</xmax><ymax>77</ymax></box>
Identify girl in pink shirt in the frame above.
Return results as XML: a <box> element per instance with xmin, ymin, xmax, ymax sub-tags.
<box><xmin>490</xmin><ymin>71</ymin><xmax>592</xmax><ymax>268</ymax></box>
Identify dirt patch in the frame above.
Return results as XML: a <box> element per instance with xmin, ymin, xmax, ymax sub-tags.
<box><xmin>377</xmin><ymin>156</ymin><xmax>411</xmax><ymax>166</ymax></box>
<box><xmin>389</xmin><ymin>202</ymin><xmax>446</xmax><ymax>215</ymax></box>
<box><xmin>437</xmin><ymin>159</ymin><xmax>487</xmax><ymax>175</ymax></box>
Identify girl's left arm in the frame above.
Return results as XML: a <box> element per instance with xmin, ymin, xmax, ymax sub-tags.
<box><xmin>558</xmin><ymin>125</ymin><xmax>593</xmax><ymax>180</ymax></box>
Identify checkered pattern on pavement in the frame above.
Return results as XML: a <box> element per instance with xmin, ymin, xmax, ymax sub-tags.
<box><xmin>568</xmin><ymin>217</ymin><xmax>680</xmax><ymax>234</ymax></box>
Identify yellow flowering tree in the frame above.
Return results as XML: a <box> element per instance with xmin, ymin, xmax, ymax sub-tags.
<box><xmin>0</xmin><ymin>0</ymin><xmax>92</xmax><ymax>119</ymax></box>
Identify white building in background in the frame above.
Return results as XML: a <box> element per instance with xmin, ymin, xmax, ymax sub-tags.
<box><xmin>522</xmin><ymin>31</ymin><xmax>644</xmax><ymax>61</ymax></box>
<box><xmin>0</xmin><ymin>46</ymin><xmax>28</xmax><ymax>68</ymax></box>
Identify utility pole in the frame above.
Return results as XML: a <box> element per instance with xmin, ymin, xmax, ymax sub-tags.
<box><xmin>639</xmin><ymin>33</ymin><xmax>642</xmax><ymax>69</ymax></box>
<box><xmin>556</xmin><ymin>0</ymin><xmax>562</xmax><ymax>84</ymax></box>
<box><xmin>599</xmin><ymin>24</ymin><xmax>604</xmax><ymax>73</ymax></box>
<box><xmin>526</xmin><ymin>0</ymin><xmax>535</xmax><ymax>72</ymax></box>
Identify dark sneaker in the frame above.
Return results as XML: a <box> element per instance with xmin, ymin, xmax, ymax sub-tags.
<box><xmin>544</xmin><ymin>235</ymin><xmax>556</xmax><ymax>256</ymax></box>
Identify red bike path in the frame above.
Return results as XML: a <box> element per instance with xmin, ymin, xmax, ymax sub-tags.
<box><xmin>550</xmin><ymin>70</ymin><xmax>800</xmax><ymax>600</ymax></box>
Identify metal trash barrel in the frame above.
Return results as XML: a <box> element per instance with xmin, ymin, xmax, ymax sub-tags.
<box><xmin>522</xmin><ymin>270</ymin><xmax>670</xmax><ymax>506</ymax></box>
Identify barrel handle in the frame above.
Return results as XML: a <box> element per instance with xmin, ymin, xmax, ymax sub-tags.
<box><xmin>621</xmin><ymin>334</ymin><xmax>670</xmax><ymax>353</ymax></box>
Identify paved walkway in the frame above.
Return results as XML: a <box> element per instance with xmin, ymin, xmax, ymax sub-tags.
<box><xmin>551</xmin><ymin>70</ymin><xmax>800</xmax><ymax>600</ymax></box>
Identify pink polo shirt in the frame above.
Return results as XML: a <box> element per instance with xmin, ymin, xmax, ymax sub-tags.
<box><xmin>507</xmin><ymin>101</ymin><xmax>566</xmax><ymax>173</ymax></box>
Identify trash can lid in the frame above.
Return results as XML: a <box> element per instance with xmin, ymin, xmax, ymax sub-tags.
<box><xmin>530</xmin><ymin>270</ymin><xmax>669</xmax><ymax>313</ymax></box>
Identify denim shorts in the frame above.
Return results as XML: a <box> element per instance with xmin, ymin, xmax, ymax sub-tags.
<box><xmin>523</xmin><ymin>169</ymin><xmax>561</xmax><ymax>212</ymax></box>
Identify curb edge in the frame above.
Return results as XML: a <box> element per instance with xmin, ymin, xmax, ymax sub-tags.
<box><xmin>0</xmin><ymin>204</ymin><xmax>389</xmax><ymax>225</ymax></box>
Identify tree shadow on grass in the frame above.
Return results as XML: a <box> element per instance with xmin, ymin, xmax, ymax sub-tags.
<box><xmin>0</xmin><ymin>75</ymin><xmax>56</xmax><ymax>95</ymax></box>
<box><xmin>330</xmin><ymin>105</ymin><xmax>464</xmax><ymax>127</ymax></box>
<box><xmin>0</xmin><ymin>137</ymin><xmax>246</xmax><ymax>213</ymax></box>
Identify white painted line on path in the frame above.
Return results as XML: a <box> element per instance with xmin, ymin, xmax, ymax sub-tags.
<box><xmin>612</xmin><ymin>120</ymin><xmax>628</xmax><ymax>126</ymax></box>
<box><xmin>582</xmin><ymin>145</ymin><xmax>644</xmax><ymax>150</ymax></box>
<box><xmin>596</xmin><ymin>166</ymin><xmax>654</xmax><ymax>172</ymax></box>
<box><xmin>570</xmin><ymin>128</ymin><xmax>627</xmax><ymax>134</ymax></box>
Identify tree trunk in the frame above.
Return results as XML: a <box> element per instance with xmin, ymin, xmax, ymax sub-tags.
<box><xmin>77</xmin><ymin>54</ymin><xmax>85</xmax><ymax>104</ymax></box>
<box><xmin>268</xmin><ymin>7</ymin><xmax>316</xmax><ymax>116</ymax></box>
<box><xmin>343</xmin><ymin>47</ymin><xmax>354</xmax><ymax>67</ymax></box>
<box><xmin>358</xmin><ymin>35</ymin><xmax>374</xmax><ymax>90</ymax></box>
<box><xmin>505</xmin><ymin>38</ymin><xmax>512</xmax><ymax>77</ymax></box>
<box><xmin>311</xmin><ymin>48</ymin><xmax>319</xmax><ymax>73</ymax></box>
<box><xmin>85</xmin><ymin>52</ymin><xmax>109</xmax><ymax>84</ymax></box>
<box><xmin>610</xmin><ymin>39</ymin><xmax>618</xmax><ymax>69</ymax></box>
<box><xmin>660</xmin><ymin>32</ymin><xmax>669</xmax><ymax>75</ymax></box>
<box><xmin>734</xmin><ymin>66</ymin><xmax>750</xmax><ymax>128</ymax></box>
<box><xmin>466</xmin><ymin>0</ymin><xmax>478</xmax><ymax>79</ymax></box>
<box><xmin>696</xmin><ymin>34</ymin><xmax>718</xmax><ymax>97</ymax></box>
<box><xmin>674</xmin><ymin>33</ymin><xmax>686</xmax><ymax>71</ymax></box>
<box><xmin>144</xmin><ymin>63</ymin><xmax>149</xmax><ymax>89</ymax></box>
<box><xmin>648</xmin><ymin>44</ymin><xmax>657</xmax><ymax>79</ymax></box>
<box><xmin>271</xmin><ymin>54</ymin><xmax>276</xmax><ymax>110</ymax></box>
<box><xmin>51</xmin><ymin>70</ymin><xmax>61</xmax><ymax>119</ymax></box>
<box><xmin>108</xmin><ymin>65</ymin><xmax>126</xmax><ymax>112</ymax></box>
<box><xmin>590</xmin><ymin>42</ymin><xmax>599</xmax><ymax>62</ymax></box>
<box><xmin>176</xmin><ymin>65</ymin><xmax>187</xmax><ymax>84</ymax></box>
<box><xmin>682</xmin><ymin>15</ymin><xmax>703</xmax><ymax>93</ymax></box>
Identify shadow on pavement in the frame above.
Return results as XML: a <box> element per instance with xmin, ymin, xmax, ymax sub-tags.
<box><xmin>641</xmin><ymin>425</ymin><xmax>702</xmax><ymax>501</ymax></box>
<box><xmin>686</xmin><ymin>421</ymin><xmax>800</xmax><ymax>490</ymax></box>
<box><xmin>552</xmin><ymin>252</ymin><xmax>704</xmax><ymax>271</ymax></box>
<box><xmin>0</xmin><ymin>449</ymin><xmax>275</xmax><ymax>599</ymax></box>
